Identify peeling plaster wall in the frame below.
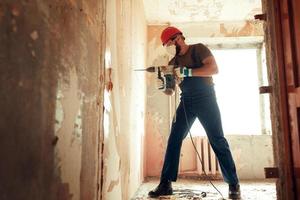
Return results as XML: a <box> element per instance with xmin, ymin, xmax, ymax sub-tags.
<box><xmin>143</xmin><ymin>0</ymin><xmax>262</xmax><ymax>23</ymax></box>
<box><xmin>172</xmin><ymin>21</ymin><xmax>263</xmax><ymax>38</ymax></box>
<box><xmin>0</xmin><ymin>1</ymin><xmax>105</xmax><ymax>200</ymax></box>
<box><xmin>145</xmin><ymin>25</ymin><xmax>170</xmax><ymax>177</ymax></box>
<box><xmin>145</xmin><ymin>22</ymin><xmax>274</xmax><ymax>180</ymax></box>
<box><xmin>102</xmin><ymin>0</ymin><xmax>147</xmax><ymax>200</ymax></box>
<box><xmin>55</xmin><ymin>70</ymin><xmax>83</xmax><ymax>200</ymax></box>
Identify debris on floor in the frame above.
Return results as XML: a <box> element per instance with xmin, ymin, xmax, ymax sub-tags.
<box><xmin>132</xmin><ymin>178</ymin><xmax>276</xmax><ymax>200</ymax></box>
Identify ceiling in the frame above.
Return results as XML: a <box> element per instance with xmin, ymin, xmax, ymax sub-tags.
<box><xmin>143</xmin><ymin>0</ymin><xmax>262</xmax><ymax>24</ymax></box>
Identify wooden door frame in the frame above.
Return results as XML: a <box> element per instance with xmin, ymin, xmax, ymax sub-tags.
<box><xmin>263</xmin><ymin>0</ymin><xmax>298</xmax><ymax>199</ymax></box>
<box><xmin>97</xmin><ymin>0</ymin><xmax>106</xmax><ymax>199</ymax></box>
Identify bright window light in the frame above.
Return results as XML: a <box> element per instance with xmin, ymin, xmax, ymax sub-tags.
<box><xmin>190</xmin><ymin>48</ymin><xmax>269</xmax><ymax>136</ymax></box>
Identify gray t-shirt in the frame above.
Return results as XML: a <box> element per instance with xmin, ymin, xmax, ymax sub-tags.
<box><xmin>169</xmin><ymin>43</ymin><xmax>212</xmax><ymax>68</ymax></box>
<box><xmin>168</xmin><ymin>43</ymin><xmax>214</xmax><ymax>96</ymax></box>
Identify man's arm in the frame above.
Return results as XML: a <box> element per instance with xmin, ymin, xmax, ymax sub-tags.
<box><xmin>192</xmin><ymin>56</ymin><xmax>218</xmax><ymax>77</ymax></box>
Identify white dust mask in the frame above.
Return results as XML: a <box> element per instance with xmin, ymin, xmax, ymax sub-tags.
<box><xmin>165</xmin><ymin>45</ymin><xmax>176</xmax><ymax>56</ymax></box>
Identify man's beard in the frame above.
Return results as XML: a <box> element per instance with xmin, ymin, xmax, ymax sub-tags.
<box><xmin>175</xmin><ymin>44</ymin><xmax>181</xmax><ymax>55</ymax></box>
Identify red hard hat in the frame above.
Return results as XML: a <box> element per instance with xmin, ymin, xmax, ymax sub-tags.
<box><xmin>160</xmin><ymin>26</ymin><xmax>182</xmax><ymax>45</ymax></box>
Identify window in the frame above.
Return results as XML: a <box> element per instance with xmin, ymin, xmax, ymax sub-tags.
<box><xmin>189</xmin><ymin>48</ymin><xmax>271</xmax><ymax>136</ymax></box>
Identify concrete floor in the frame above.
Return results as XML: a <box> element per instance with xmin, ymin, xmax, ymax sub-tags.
<box><xmin>132</xmin><ymin>178</ymin><xmax>276</xmax><ymax>200</ymax></box>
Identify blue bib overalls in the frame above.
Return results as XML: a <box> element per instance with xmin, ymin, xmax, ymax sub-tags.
<box><xmin>160</xmin><ymin>77</ymin><xmax>239</xmax><ymax>185</ymax></box>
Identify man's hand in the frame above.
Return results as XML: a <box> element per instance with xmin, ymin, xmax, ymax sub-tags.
<box><xmin>174</xmin><ymin>66</ymin><xmax>192</xmax><ymax>78</ymax></box>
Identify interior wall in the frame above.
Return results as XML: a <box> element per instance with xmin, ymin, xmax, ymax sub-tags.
<box><xmin>180</xmin><ymin>135</ymin><xmax>274</xmax><ymax>179</ymax></box>
<box><xmin>145</xmin><ymin>21</ymin><xmax>273</xmax><ymax>180</ymax></box>
<box><xmin>102</xmin><ymin>0</ymin><xmax>147</xmax><ymax>199</ymax></box>
<box><xmin>145</xmin><ymin>25</ymin><xmax>170</xmax><ymax>177</ymax></box>
<box><xmin>170</xmin><ymin>21</ymin><xmax>263</xmax><ymax>38</ymax></box>
<box><xmin>0</xmin><ymin>1</ymin><xmax>105</xmax><ymax>200</ymax></box>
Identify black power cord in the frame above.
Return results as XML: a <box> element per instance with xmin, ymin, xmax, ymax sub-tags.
<box><xmin>181</xmin><ymin>98</ymin><xmax>226</xmax><ymax>200</ymax></box>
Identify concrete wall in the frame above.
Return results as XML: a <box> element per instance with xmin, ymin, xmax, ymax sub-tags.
<box><xmin>0</xmin><ymin>1</ymin><xmax>105</xmax><ymax>200</ymax></box>
<box><xmin>102</xmin><ymin>0</ymin><xmax>147</xmax><ymax>199</ymax></box>
<box><xmin>145</xmin><ymin>22</ymin><xmax>274</xmax><ymax>180</ymax></box>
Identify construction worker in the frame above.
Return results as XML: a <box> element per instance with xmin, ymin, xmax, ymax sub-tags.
<box><xmin>148</xmin><ymin>26</ymin><xmax>241</xmax><ymax>199</ymax></box>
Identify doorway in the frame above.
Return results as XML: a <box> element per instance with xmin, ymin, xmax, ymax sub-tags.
<box><xmin>141</xmin><ymin>0</ymin><xmax>277</xmax><ymax>199</ymax></box>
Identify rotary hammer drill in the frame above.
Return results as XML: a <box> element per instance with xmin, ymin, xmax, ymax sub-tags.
<box><xmin>135</xmin><ymin>65</ymin><xmax>179</xmax><ymax>95</ymax></box>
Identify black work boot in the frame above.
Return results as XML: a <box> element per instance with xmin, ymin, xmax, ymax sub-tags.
<box><xmin>148</xmin><ymin>180</ymin><xmax>173</xmax><ymax>198</ymax></box>
<box><xmin>229</xmin><ymin>184</ymin><xmax>241</xmax><ymax>199</ymax></box>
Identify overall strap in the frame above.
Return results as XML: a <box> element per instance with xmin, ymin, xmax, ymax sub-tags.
<box><xmin>191</xmin><ymin>44</ymin><xmax>202</xmax><ymax>68</ymax></box>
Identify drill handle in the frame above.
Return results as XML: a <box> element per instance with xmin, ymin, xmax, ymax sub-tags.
<box><xmin>157</xmin><ymin>68</ymin><xmax>164</xmax><ymax>81</ymax></box>
<box><xmin>157</xmin><ymin>68</ymin><xmax>165</xmax><ymax>90</ymax></box>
